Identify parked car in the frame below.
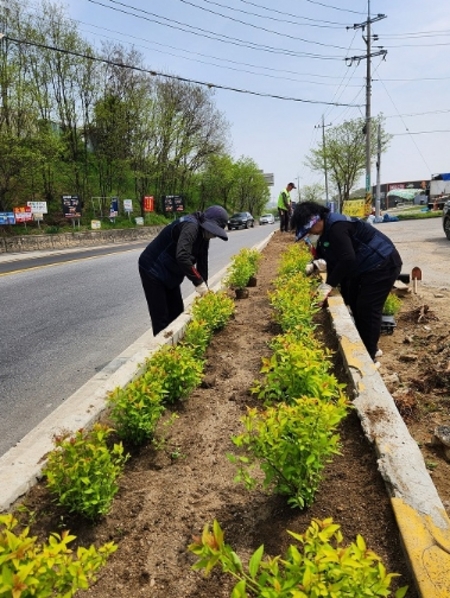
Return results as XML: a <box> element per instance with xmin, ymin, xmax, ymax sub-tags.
<box><xmin>228</xmin><ymin>212</ymin><xmax>255</xmax><ymax>230</ymax></box>
<box><xmin>259</xmin><ymin>213</ymin><xmax>275</xmax><ymax>225</ymax></box>
<box><xmin>443</xmin><ymin>198</ymin><xmax>450</xmax><ymax>240</ymax></box>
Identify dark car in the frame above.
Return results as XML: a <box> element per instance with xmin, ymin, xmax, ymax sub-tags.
<box><xmin>228</xmin><ymin>212</ymin><xmax>255</xmax><ymax>230</ymax></box>
<box><xmin>443</xmin><ymin>199</ymin><xmax>450</xmax><ymax>240</ymax></box>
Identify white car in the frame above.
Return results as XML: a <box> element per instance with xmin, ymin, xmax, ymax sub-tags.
<box><xmin>259</xmin><ymin>213</ymin><xmax>275</xmax><ymax>225</ymax></box>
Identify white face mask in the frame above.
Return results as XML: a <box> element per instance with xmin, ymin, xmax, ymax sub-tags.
<box><xmin>308</xmin><ymin>234</ymin><xmax>320</xmax><ymax>244</ymax></box>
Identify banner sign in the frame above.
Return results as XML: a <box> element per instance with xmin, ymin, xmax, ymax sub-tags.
<box><xmin>342</xmin><ymin>199</ymin><xmax>366</xmax><ymax>218</ymax></box>
<box><xmin>13</xmin><ymin>206</ymin><xmax>33</xmax><ymax>223</ymax></box>
<box><xmin>62</xmin><ymin>195</ymin><xmax>82</xmax><ymax>218</ymax></box>
<box><xmin>0</xmin><ymin>212</ymin><xmax>15</xmax><ymax>225</ymax></box>
<box><xmin>27</xmin><ymin>201</ymin><xmax>48</xmax><ymax>214</ymax></box>
<box><xmin>109</xmin><ymin>197</ymin><xmax>119</xmax><ymax>218</ymax></box>
<box><xmin>162</xmin><ymin>195</ymin><xmax>184</xmax><ymax>213</ymax></box>
<box><xmin>143</xmin><ymin>196</ymin><xmax>154</xmax><ymax>212</ymax></box>
<box><xmin>123</xmin><ymin>199</ymin><xmax>133</xmax><ymax>212</ymax></box>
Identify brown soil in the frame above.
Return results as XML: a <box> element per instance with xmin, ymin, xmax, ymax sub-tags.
<box><xmin>15</xmin><ymin>231</ymin><xmax>450</xmax><ymax>598</ymax></box>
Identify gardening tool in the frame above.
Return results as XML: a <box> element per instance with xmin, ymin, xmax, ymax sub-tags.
<box><xmin>411</xmin><ymin>266</ymin><xmax>422</xmax><ymax>294</ymax></box>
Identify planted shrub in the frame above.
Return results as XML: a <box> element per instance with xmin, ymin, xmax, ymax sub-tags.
<box><xmin>269</xmin><ymin>273</ymin><xmax>319</xmax><ymax>332</ymax></box>
<box><xmin>277</xmin><ymin>242</ymin><xmax>313</xmax><ymax>277</ymax></box>
<box><xmin>225</xmin><ymin>248</ymin><xmax>261</xmax><ymax>290</ymax></box>
<box><xmin>189</xmin><ymin>518</ymin><xmax>408</xmax><ymax>597</ymax></box>
<box><xmin>149</xmin><ymin>345</ymin><xmax>204</xmax><ymax>403</ymax></box>
<box><xmin>383</xmin><ymin>292</ymin><xmax>402</xmax><ymax>316</ymax></box>
<box><xmin>230</xmin><ymin>395</ymin><xmax>349</xmax><ymax>508</ymax></box>
<box><xmin>107</xmin><ymin>373</ymin><xmax>166</xmax><ymax>445</ymax></box>
<box><xmin>191</xmin><ymin>290</ymin><xmax>235</xmax><ymax>332</ymax></box>
<box><xmin>0</xmin><ymin>513</ymin><xmax>117</xmax><ymax>598</ymax></box>
<box><xmin>181</xmin><ymin>319</ymin><xmax>212</xmax><ymax>359</ymax></box>
<box><xmin>43</xmin><ymin>424</ymin><xmax>128</xmax><ymax>520</ymax></box>
<box><xmin>251</xmin><ymin>331</ymin><xmax>345</xmax><ymax>405</ymax></box>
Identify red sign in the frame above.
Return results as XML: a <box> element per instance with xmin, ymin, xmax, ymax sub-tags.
<box><xmin>13</xmin><ymin>206</ymin><xmax>33</xmax><ymax>223</ymax></box>
<box><xmin>143</xmin><ymin>196</ymin><xmax>154</xmax><ymax>212</ymax></box>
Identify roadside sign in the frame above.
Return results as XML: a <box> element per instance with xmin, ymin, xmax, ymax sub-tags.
<box><xmin>162</xmin><ymin>195</ymin><xmax>184</xmax><ymax>213</ymax></box>
<box><xmin>27</xmin><ymin>201</ymin><xmax>48</xmax><ymax>214</ymax></box>
<box><xmin>0</xmin><ymin>212</ymin><xmax>15</xmax><ymax>225</ymax></box>
<box><xmin>143</xmin><ymin>196</ymin><xmax>154</xmax><ymax>212</ymax></box>
<box><xmin>123</xmin><ymin>199</ymin><xmax>133</xmax><ymax>212</ymax></box>
<box><xmin>62</xmin><ymin>195</ymin><xmax>82</xmax><ymax>218</ymax></box>
<box><xmin>13</xmin><ymin>207</ymin><xmax>33</xmax><ymax>223</ymax></box>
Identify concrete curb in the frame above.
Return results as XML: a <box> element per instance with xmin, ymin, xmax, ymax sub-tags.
<box><xmin>0</xmin><ymin>233</ymin><xmax>274</xmax><ymax>513</ymax></box>
<box><xmin>327</xmin><ymin>295</ymin><xmax>450</xmax><ymax>597</ymax></box>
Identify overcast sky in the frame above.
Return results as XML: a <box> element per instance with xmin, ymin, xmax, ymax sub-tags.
<box><xmin>61</xmin><ymin>0</ymin><xmax>450</xmax><ymax>201</ymax></box>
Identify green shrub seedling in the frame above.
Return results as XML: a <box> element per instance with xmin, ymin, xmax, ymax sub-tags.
<box><xmin>107</xmin><ymin>372</ymin><xmax>166</xmax><ymax>445</ymax></box>
<box><xmin>0</xmin><ymin>513</ymin><xmax>117</xmax><ymax>598</ymax></box>
<box><xmin>188</xmin><ymin>518</ymin><xmax>408</xmax><ymax>597</ymax></box>
<box><xmin>43</xmin><ymin>423</ymin><xmax>128</xmax><ymax>520</ymax></box>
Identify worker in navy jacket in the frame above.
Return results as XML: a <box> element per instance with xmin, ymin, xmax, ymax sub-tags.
<box><xmin>138</xmin><ymin>205</ymin><xmax>228</xmax><ymax>336</ymax></box>
<box><xmin>291</xmin><ymin>201</ymin><xmax>402</xmax><ymax>362</ymax></box>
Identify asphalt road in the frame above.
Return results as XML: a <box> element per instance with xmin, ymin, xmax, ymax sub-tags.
<box><xmin>372</xmin><ymin>216</ymin><xmax>448</xmax><ymax>288</ymax></box>
<box><xmin>0</xmin><ymin>224</ymin><xmax>276</xmax><ymax>457</ymax></box>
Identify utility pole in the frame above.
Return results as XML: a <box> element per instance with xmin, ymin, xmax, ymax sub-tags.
<box><xmin>376</xmin><ymin>122</ymin><xmax>381</xmax><ymax>217</ymax></box>
<box><xmin>315</xmin><ymin>115</ymin><xmax>332</xmax><ymax>208</ymax></box>
<box><xmin>346</xmin><ymin>0</ymin><xmax>387</xmax><ymax>211</ymax></box>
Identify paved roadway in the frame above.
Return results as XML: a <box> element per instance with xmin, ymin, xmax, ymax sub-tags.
<box><xmin>0</xmin><ymin>224</ymin><xmax>276</xmax><ymax>457</ymax></box>
<box><xmin>371</xmin><ymin>216</ymin><xmax>448</xmax><ymax>288</ymax></box>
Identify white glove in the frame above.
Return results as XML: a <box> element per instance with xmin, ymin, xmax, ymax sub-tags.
<box><xmin>313</xmin><ymin>259</ymin><xmax>327</xmax><ymax>273</ymax></box>
<box><xmin>195</xmin><ymin>282</ymin><xmax>209</xmax><ymax>296</ymax></box>
<box><xmin>316</xmin><ymin>283</ymin><xmax>333</xmax><ymax>306</ymax></box>
<box><xmin>305</xmin><ymin>263</ymin><xmax>315</xmax><ymax>276</ymax></box>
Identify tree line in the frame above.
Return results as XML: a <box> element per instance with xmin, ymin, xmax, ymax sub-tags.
<box><xmin>0</xmin><ymin>0</ymin><xmax>270</xmax><ymax>219</ymax></box>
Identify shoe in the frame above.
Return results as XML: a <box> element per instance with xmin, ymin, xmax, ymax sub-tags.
<box><xmin>373</xmin><ymin>361</ymin><xmax>381</xmax><ymax>370</ymax></box>
<box><xmin>375</xmin><ymin>348</ymin><xmax>383</xmax><ymax>358</ymax></box>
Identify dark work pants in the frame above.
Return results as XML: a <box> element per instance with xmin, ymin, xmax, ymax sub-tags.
<box><xmin>278</xmin><ymin>208</ymin><xmax>289</xmax><ymax>232</ymax></box>
<box><xmin>340</xmin><ymin>249</ymin><xmax>402</xmax><ymax>360</ymax></box>
<box><xmin>139</xmin><ymin>266</ymin><xmax>184</xmax><ymax>336</ymax></box>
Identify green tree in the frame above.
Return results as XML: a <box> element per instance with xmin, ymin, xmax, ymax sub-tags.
<box><xmin>197</xmin><ymin>154</ymin><xmax>236</xmax><ymax>212</ymax></box>
<box><xmin>230</xmin><ymin>156</ymin><xmax>269</xmax><ymax>216</ymax></box>
<box><xmin>305</xmin><ymin>116</ymin><xmax>391</xmax><ymax>208</ymax></box>
<box><xmin>299</xmin><ymin>182</ymin><xmax>325</xmax><ymax>203</ymax></box>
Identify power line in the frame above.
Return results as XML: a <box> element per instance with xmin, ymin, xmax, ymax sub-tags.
<box><xmin>87</xmin><ymin>0</ymin><xmax>349</xmax><ymax>60</ymax></box>
<box><xmin>2</xmin><ymin>35</ymin><xmax>363</xmax><ymax>107</ymax></box>
<box><xmin>377</xmin><ymin>78</ymin><xmax>431</xmax><ymax>173</ymax></box>
<box><xmin>189</xmin><ymin>0</ymin><xmax>348</xmax><ymax>28</ymax></box>
<box><xmin>175</xmin><ymin>0</ymin><xmax>351</xmax><ymax>48</ymax></box>
<box><xmin>241</xmin><ymin>0</ymin><xmax>364</xmax><ymax>16</ymax></box>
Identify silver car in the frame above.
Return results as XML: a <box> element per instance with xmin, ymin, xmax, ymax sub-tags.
<box><xmin>259</xmin><ymin>213</ymin><xmax>275</xmax><ymax>225</ymax></box>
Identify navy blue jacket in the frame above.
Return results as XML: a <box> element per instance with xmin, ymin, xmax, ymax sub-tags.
<box><xmin>317</xmin><ymin>213</ymin><xmax>396</xmax><ymax>287</ymax></box>
<box><xmin>138</xmin><ymin>216</ymin><xmax>208</xmax><ymax>289</ymax></box>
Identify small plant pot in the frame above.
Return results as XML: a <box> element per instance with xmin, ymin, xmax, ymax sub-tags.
<box><xmin>246</xmin><ymin>276</ymin><xmax>257</xmax><ymax>287</ymax></box>
<box><xmin>381</xmin><ymin>314</ymin><xmax>396</xmax><ymax>335</ymax></box>
<box><xmin>235</xmin><ymin>288</ymin><xmax>250</xmax><ymax>299</ymax></box>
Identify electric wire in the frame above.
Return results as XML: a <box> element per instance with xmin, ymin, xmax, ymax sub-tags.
<box><xmin>174</xmin><ymin>0</ymin><xmax>351</xmax><ymax>46</ymax></box>
<box><xmin>185</xmin><ymin>0</ymin><xmax>348</xmax><ymax>28</ymax></box>
<box><xmin>2</xmin><ymin>34</ymin><xmax>363</xmax><ymax>107</ymax></box>
<box><xmin>86</xmin><ymin>0</ymin><xmax>351</xmax><ymax>59</ymax></box>
<box><xmin>377</xmin><ymin>78</ymin><xmax>431</xmax><ymax>173</ymax></box>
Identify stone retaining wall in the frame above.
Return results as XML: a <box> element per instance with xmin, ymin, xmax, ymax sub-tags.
<box><xmin>0</xmin><ymin>226</ymin><xmax>164</xmax><ymax>253</ymax></box>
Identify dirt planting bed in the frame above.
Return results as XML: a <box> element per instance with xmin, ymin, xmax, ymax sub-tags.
<box><xmin>15</xmin><ymin>231</ymin><xmax>448</xmax><ymax>597</ymax></box>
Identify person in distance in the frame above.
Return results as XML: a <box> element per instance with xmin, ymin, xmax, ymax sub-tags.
<box><xmin>138</xmin><ymin>205</ymin><xmax>228</xmax><ymax>336</ymax></box>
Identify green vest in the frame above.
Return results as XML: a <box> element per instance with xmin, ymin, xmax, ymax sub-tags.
<box><xmin>277</xmin><ymin>189</ymin><xmax>290</xmax><ymax>210</ymax></box>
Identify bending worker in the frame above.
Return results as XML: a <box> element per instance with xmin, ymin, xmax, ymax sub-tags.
<box><xmin>291</xmin><ymin>201</ymin><xmax>402</xmax><ymax>363</ymax></box>
<box><xmin>138</xmin><ymin>205</ymin><xmax>228</xmax><ymax>336</ymax></box>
